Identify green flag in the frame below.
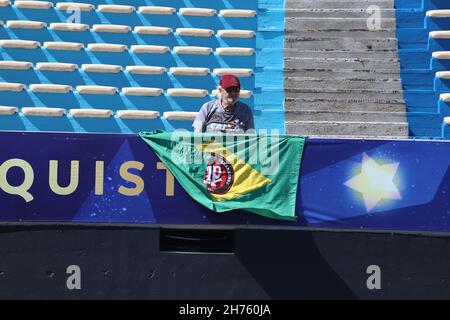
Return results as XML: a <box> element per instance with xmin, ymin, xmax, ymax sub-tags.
<box><xmin>139</xmin><ymin>131</ymin><xmax>305</xmax><ymax>220</ymax></box>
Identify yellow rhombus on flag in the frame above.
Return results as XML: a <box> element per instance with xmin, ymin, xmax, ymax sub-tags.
<box><xmin>197</xmin><ymin>141</ymin><xmax>272</xmax><ymax>201</ymax></box>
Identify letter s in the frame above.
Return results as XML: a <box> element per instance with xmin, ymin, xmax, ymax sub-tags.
<box><xmin>118</xmin><ymin>161</ymin><xmax>144</xmax><ymax>196</ymax></box>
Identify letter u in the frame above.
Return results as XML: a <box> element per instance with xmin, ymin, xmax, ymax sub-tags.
<box><xmin>49</xmin><ymin>160</ymin><xmax>80</xmax><ymax>195</ymax></box>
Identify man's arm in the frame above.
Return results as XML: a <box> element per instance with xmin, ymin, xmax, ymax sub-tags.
<box><xmin>245</xmin><ymin>107</ymin><xmax>255</xmax><ymax>133</ymax></box>
<box><xmin>192</xmin><ymin>103</ymin><xmax>209</xmax><ymax>132</ymax></box>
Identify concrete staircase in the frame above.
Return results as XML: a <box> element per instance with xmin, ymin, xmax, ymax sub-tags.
<box><xmin>284</xmin><ymin>0</ymin><xmax>409</xmax><ymax>138</ymax></box>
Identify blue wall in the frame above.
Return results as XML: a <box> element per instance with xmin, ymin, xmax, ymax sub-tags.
<box><xmin>0</xmin><ymin>0</ymin><xmax>286</xmax><ymax>133</ymax></box>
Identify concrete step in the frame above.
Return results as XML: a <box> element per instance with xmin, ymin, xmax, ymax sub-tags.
<box><xmin>285</xmin><ymin>110</ymin><xmax>407</xmax><ymax>122</ymax></box>
<box><xmin>285</xmin><ymin>8</ymin><xmax>396</xmax><ymax>19</ymax></box>
<box><xmin>285</xmin><ymin>88</ymin><xmax>405</xmax><ymax>101</ymax></box>
<box><xmin>285</xmin><ymin>77</ymin><xmax>402</xmax><ymax>90</ymax></box>
<box><xmin>284</xmin><ymin>68</ymin><xmax>401</xmax><ymax>78</ymax></box>
<box><xmin>285</xmin><ymin>17</ymin><xmax>396</xmax><ymax>31</ymax></box>
<box><xmin>286</xmin><ymin>0</ymin><xmax>394</xmax><ymax>10</ymax></box>
<box><xmin>285</xmin><ymin>72</ymin><xmax>401</xmax><ymax>81</ymax></box>
<box><xmin>299</xmin><ymin>134</ymin><xmax>410</xmax><ymax>139</ymax></box>
<box><xmin>285</xmin><ymin>37</ymin><xmax>397</xmax><ymax>50</ymax></box>
<box><xmin>285</xmin><ymin>30</ymin><xmax>396</xmax><ymax>39</ymax></box>
<box><xmin>285</xmin><ymin>98</ymin><xmax>406</xmax><ymax>112</ymax></box>
<box><xmin>285</xmin><ymin>57</ymin><xmax>400</xmax><ymax>70</ymax></box>
<box><xmin>284</xmin><ymin>49</ymin><xmax>398</xmax><ymax>59</ymax></box>
<box><xmin>285</xmin><ymin>121</ymin><xmax>409</xmax><ymax>137</ymax></box>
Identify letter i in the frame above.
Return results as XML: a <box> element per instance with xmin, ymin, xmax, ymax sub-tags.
<box><xmin>95</xmin><ymin>161</ymin><xmax>104</xmax><ymax>195</ymax></box>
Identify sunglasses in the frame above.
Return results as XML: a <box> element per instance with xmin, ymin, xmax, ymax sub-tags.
<box><xmin>224</xmin><ymin>87</ymin><xmax>240</xmax><ymax>94</ymax></box>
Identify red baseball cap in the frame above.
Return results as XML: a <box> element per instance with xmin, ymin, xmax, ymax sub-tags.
<box><xmin>220</xmin><ymin>74</ymin><xmax>240</xmax><ymax>90</ymax></box>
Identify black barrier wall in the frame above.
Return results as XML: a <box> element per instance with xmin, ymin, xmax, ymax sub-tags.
<box><xmin>0</xmin><ymin>224</ymin><xmax>449</xmax><ymax>299</ymax></box>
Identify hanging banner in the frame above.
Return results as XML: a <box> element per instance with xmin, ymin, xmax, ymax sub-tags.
<box><xmin>0</xmin><ymin>131</ymin><xmax>448</xmax><ymax>232</ymax></box>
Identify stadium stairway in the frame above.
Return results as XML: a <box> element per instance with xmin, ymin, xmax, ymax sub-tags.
<box><xmin>284</xmin><ymin>0</ymin><xmax>409</xmax><ymax>138</ymax></box>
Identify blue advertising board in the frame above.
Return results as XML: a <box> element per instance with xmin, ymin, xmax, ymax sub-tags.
<box><xmin>1</xmin><ymin>131</ymin><xmax>450</xmax><ymax>233</ymax></box>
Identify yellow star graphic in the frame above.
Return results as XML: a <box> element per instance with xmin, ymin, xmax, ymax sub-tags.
<box><xmin>344</xmin><ymin>153</ymin><xmax>401</xmax><ymax>212</ymax></box>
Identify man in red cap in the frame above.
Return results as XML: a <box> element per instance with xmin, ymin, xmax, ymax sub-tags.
<box><xmin>193</xmin><ymin>74</ymin><xmax>255</xmax><ymax>133</ymax></box>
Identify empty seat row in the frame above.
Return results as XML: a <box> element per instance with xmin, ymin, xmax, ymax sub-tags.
<box><xmin>0</xmin><ymin>82</ymin><xmax>254</xmax><ymax>98</ymax></box>
<box><xmin>433</xmin><ymin>51</ymin><xmax>450</xmax><ymax>59</ymax></box>
<box><xmin>427</xmin><ymin>10</ymin><xmax>450</xmax><ymax>18</ymax></box>
<box><xmin>0</xmin><ymin>61</ymin><xmax>254</xmax><ymax>77</ymax></box>
<box><xmin>0</xmin><ymin>21</ymin><xmax>255</xmax><ymax>38</ymax></box>
<box><xmin>441</xmin><ymin>93</ymin><xmax>450</xmax><ymax>102</ymax></box>
<box><xmin>425</xmin><ymin>10</ymin><xmax>450</xmax><ymax>40</ymax></box>
<box><xmin>0</xmin><ymin>20</ymin><xmax>255</xmax><ymax>37</ymax></box>
<box><xmin>430</xmin><ymin>31</ymin><xmax>450</xmax><ymax>39</ymax></box>
<box><xmin>436</xmin><ymin>71</ymin><xmax>450</xmax><ymax>79</ymax></box>
<box><xmin>0</xmin><ymin>106</ymin><xmax>198</xmax><ymax>120</ymax></box>
<box><xmin>1</xmin><ymin>1</ymin><xmax>256</xmax><ymax>18</ymax></box>
<box><xmin>0</xmin><ymin>40</ymin><xmax>255</xmax><ymax>56</ymax></box>
<box><xmin>425</xmin><ymin>10</ymin><xmax>450</xmax><ymax>129</ymax></box>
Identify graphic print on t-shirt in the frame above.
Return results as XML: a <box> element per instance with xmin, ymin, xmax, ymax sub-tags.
<box><xmin>205</xmin><ymin>111</ymin><xmax>246</xmax><ymax>133</ymax></box>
